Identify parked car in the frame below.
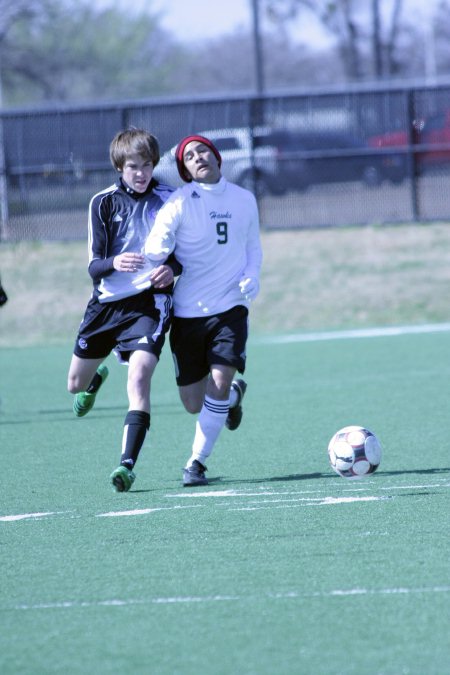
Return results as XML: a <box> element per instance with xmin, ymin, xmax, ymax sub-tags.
<box><xmin>154</xmin><ymin>127</ymin><xmax>287</xmax><ymax>196</ymax></box>
<box><xmin>368</xmin><ymin>110</ymin><xmax>450</xmax><ymax>177</ymax></box>
<box><xmin>266</xmin><ymin>129</ymin><xmax>404</xmax><ymax>190</ymax></box>
<box><xmin>155</xmin><ymin>126</ymin><xmax>402</xmax><ymax>195</ymax></box>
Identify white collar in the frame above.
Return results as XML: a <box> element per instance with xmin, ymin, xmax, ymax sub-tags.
<box><xmin>192</xmin><ymin>176</ymin><xmax>226</xmax><ymax>193</ymax></box>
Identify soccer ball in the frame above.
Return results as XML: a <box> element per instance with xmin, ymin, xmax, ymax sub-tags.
<box><xmin>328</xmin><ymin>425</ymin><xmax>382</xmax><ymax>479</ymax></box>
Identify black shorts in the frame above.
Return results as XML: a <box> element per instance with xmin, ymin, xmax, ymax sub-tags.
<box><xmin>73</xmin><ymin>290</ymin><xmax>173</xmax><ymax>363</ymax></box>
<box><xmin>169</xmin><ymin>305</ymin><xmax>248</xmax><ymax>386</ymax></box>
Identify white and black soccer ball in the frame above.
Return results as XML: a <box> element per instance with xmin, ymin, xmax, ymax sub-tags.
<box><xmin>328</xmin><ymin>425</ymin><xmax>382</xmax><ymax>479</ymax></box>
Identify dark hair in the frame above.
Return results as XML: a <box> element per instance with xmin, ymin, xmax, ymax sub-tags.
<box><xmin>109</xmin><ymin>128</ymin><xmax>160</xmax><ymax>171</ymax></box>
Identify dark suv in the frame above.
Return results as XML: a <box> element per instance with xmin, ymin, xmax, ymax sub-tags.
<box><xmin>263</xmin><ymin>130</ymin><xmax>403</xmax><ymax>191</ymax></box>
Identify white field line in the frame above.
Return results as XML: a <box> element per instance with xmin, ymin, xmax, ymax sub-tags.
<box><xmin>167</xmin><ymin>482</ymin><xmax>450</xmax><ymax>500</ymax></box>
<box><xmin>0</xmin><ymin>512</ymin><xmax>63</xmax><ymax>522</ymax></box>
<box><xmin>8</xmin><ymin>586</ymin><xmax>450</xmax><ymax>611</ymax></box>
<box><xmin>98</xmin><ymin>508</ymin><xmax>163</xmax><ymax>517</ymax></box>
<box><xmin>231</xmin><ymin>495</ymin><xmax>390</xmax><ymax>505</ymax></box>
<box><xmin>167</xmin><ymin>489</ymin><xmax>281</xmax><ymax>498</ymax></box>
<box><xmin>379</xmin><ymin>483</ymin><xmax>450</xmax><ymax>490</ymax></box>
<box><xmin>227</xmin><ymin>495</ymin><xmax>392</xmax><ymax>511</ymax></box>
<box><xmin>2</xmin><ymin>481</ymin><xmax>448</xmax><ymax>522</ymax></box>
<box><xmin>0</xmin><ymin>497</ymin><xmax>386</xmax><ymax>522</ymax></box>
<box><xmin>97</xmin><ymin>504</ymin><xmax>202</xmax><ymax>518</ymax></box>
<box><xmin>255</xmin><ymin>322</ymin><xmax>450</xmax><ymax>345</ymax></box>
<box><xmin>166</xmin><ymin>487</ymin><xmax>379</xmax><ymax>499</ymax></box>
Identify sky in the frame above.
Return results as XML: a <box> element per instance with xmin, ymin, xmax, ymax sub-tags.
<box><xmin>152</xmin><ymin>0</ymin><xmax>251</xmax><ymax>40</ymax></box>
<box><xmin>133</xmin><ymin>0</ymin><xmax>438</xmax><ymax>47</ymax></box>
<box><xmin>97</xmin><ymin>0</ymin><xmax>439</xmax><ymax>50</ymax></box>
<box><xmin>112</xmin><ymin>0</ymin><xmax>331</xmax><ymax>49</ymax></box>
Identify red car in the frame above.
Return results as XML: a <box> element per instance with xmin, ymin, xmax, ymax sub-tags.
<box><xmin>368</xmin><ymin>111</ymin><xmax>450</xmax><ymax>176</ymax></box>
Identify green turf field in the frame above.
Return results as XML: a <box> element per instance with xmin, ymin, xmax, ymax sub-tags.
<box><xmin>1</xmin><ymin>329</ymin><xmax>449</xmax><ymax>674</ymax></box>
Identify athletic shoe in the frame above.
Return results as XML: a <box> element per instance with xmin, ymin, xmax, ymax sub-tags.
<box><xmin>110</xmin><ymin>465</ymin><xmax>136</xmax><ymax>492</ymax></box>
<box><xmin>225</xmin><ymin>379</ymin><xmax>247</xmax><ymax>430</ymax></box>
<box><xmin>183</xmin><ymin>460</ymin><xmax>208</xmax><ymax>487</ymax></box>
<box><xmin>73</xmin><ymin>364</ymin><xmax>109</xmax><ymax>417</ymax></box>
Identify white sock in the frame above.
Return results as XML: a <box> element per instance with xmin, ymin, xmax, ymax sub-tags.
<box><xmin>187</xmin><ymin>394</ymin><xmax>230</xmax><ymax>467</ymax></box>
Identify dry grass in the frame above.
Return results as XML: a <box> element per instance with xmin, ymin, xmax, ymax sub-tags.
<box><xmin>0</xmin><ymin>240</ymin><xmax>91</xmax><ymax>347</ymax></box>
<box><xmin>254</xmin><ymin>222</ymin><xmax>450</xmax><ymax>332</ymax></box>
<box><xmin>1</xmin><ymin>222</ymin><xmax>450</xmax><ymax>347</ymax></box>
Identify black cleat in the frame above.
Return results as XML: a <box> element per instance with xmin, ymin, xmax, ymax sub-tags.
<box><xmin>183</xmin><ymin>460</ymin><xmax>208</xmax><ymax>487</ymax></box>
<box><xmin>226</xmin><ymin>379</ymin><xmax>247</xmax><ymax>430</ymax></box>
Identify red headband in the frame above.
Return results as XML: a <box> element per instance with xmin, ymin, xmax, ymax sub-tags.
<box><xmin>175</xmin><ymin>135</ymin><xmax>222</xmax><ymax>182</ymax></box>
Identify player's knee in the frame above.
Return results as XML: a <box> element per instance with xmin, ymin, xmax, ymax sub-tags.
<box><xmin>67</xmin><ymin>374</ymin><xmax>85</xmax><ymax>394</ymax></box>
<box><xmin>67</xmin><ymin>379</ymin><xmax>79</xmax><ymax>394</ymax></box>
<box><xmin>184</xmin><ymin>401</ymin><xmax>202</xmax><ymax>415</ymax></box>
<box><xmin>179</xmin><ymin>393</ymin><xmax>202</xmax><ymax>414</ymax></box>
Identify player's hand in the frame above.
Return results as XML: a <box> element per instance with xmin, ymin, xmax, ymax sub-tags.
<box><xmin>239</xmin><ymin>277</ymin><xmax>259</xmax><ymax>301</ymax></box>
<box><xmin>113</xmin><ymin>252</ymin><xmax>145</xmax><ymax>272</ymax></box>
<box><xmin>150</xmin><ymin>264</ymin><xmax>174</xmax><ymax>288</ymax></box>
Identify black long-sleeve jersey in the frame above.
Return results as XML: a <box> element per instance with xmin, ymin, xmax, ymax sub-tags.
<box><xmin>87</xmin><ymin>177</ymin><xmax>179</xmax><ymax>302</ymax></box>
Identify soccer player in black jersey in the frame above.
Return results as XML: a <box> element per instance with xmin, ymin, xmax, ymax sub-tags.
<box><xmin>67</xmin><ymin>128</ymin><xmax>178</xmax><ymax>492</ymax></box>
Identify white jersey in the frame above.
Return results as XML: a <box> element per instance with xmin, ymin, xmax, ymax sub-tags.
<box><xmin>145</xmin><ymin>177</ymin><xmax>263</xmax><ymax>318</ymax></box>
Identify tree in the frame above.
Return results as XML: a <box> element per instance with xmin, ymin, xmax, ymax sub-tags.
<box><xmin>1</xmin><ymin>0</ymin><xmax>449</xmax><ymax>108</ymax></box>
<box><xmin>430</xmin><ymin>1</ymin><xmax>450</xmax><ymax>78</ymax></box>
<box><xmin>0</xmin><ymin>0</ymin><xmax>42</xmax><ymax>39</ymax></box>
<box><xmin>169</xmin><ymin>26</ymin><xmax>346</xmax><ymax>97</ymax></box>
<box><xmin>263</xmin><ymin>0</ymin><xmax>406</xmax><ymax>80</ymax></box>
<box><xmin>0</xmin><ymin>0</ymin><xmax>188</xmax><ymax>106</ymax></box>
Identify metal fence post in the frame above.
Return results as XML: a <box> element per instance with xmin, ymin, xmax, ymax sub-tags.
<box><xmin>407</xmin><ymin>89</ymin><xmax>420</xmax><ymax>222</ymax></box>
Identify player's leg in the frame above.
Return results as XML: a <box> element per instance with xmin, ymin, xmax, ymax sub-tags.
<box><xmin>226</xmin><ymin>378</ymin><xmax>247</xmax><ymax>430</ymax></box>
<box><xmin>122</xmin><ymin>349</ymin><xmax>158</xmax><ymax>469</ymax></box>
<box><xmin>178</xmin><ymin>376</ymin><xmax>208</xmax><ymax>413</ymax></box>
<box><xmin>68</xmin><ymin>354</ymin><xmax>109</xmax><ymax>417</ymax></box>
<box><xmin>126</xmin><ymin>348</ymin><xmax>158</xmax><ymax>412</ymax></box>
<box><xmin>169</xmin><ymin>317</ymin><xmax>214</xmax><ymax>485</ymax></box>
<box><xmin>69</xmin><ymin>298</ymin><xmax>112</xmax><ymax>416</ymax></box>
<box><xmin>223</xmin><ymin>307</ymin><xmax>249</xmax><ymax>430</ymax></box>
<box><xmin>110</xmin><ymin>291</ymin><xmax>171</xmax><ymax>492</ymax></box>
<box><xmin>172</xmin><ymin>307</ymin><xmax>249</xmax><ymax>486</ymax></box>
<box><xmin>67</xmin><ymin>354</ymin><xmax>104</xmax><ymax>393</ymax></box>
<box><xmin>178</xmin><ymin>371</ymin><xmax>246</xmax><ymax>423</ymax></box>
<box><xmin>183</xmin><ymin>364</ymin><xmax>236</xmax><ymax>486</ymax></box>
<box><xmin>111</xmin><ymin>350</ymin><xmax>158</xmax><ymax>492</ymax></box>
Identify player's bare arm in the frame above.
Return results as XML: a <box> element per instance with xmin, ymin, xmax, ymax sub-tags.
<box><xmin>113</xmin><ymin>252</ymin><xmax>145</xmax><ymax>272</ymax></box>
<box><xmin>149</xmin><ymin>264</ymin><xmax>174</xmax><ymax>288</ymax></box>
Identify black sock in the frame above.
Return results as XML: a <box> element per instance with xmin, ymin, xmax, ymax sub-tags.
<box><xmin>120</xmin><ymin>410</ymin><xmax>150</xmax><ymax>470</ymax></box>
<box><xmin>86</xmin><ymin>370</ymin><xmax>103</xmax><ymax>394</ymax></box>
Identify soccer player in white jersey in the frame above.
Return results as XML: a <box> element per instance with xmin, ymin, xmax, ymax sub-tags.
<box><xmin>67</xmin><ymin>128</ymin><xmax>179</xmax><ymax>492</ymax></box>
<box><xmin>145</xmin><ymin>134</ymin><xmax>263</xmax><ymax>486</ymax></box>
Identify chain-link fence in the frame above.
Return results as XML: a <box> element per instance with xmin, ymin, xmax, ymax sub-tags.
<box><xmin>2</xmin><ymin>81</ymin><xmax>450</xmax><ymax>241</ymax></box>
